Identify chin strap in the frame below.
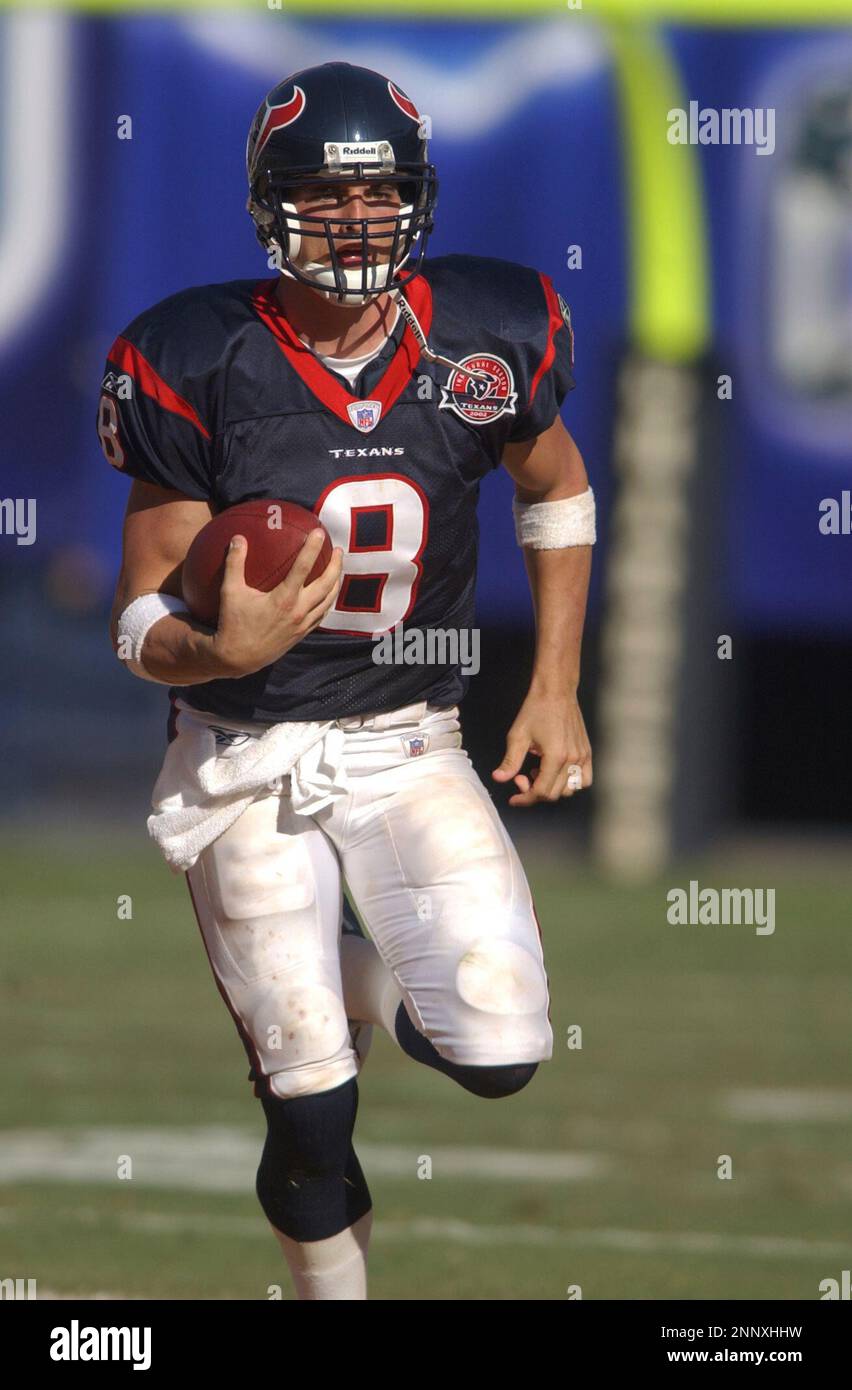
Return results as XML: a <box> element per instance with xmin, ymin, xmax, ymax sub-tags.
<box><xmin>392</xmin><ymin>288</ymin><xmax>491</xmax><ymax>384</ymax></box>
<box><xmin>270</xmin><ymin>243</ymin><xmax>491</xmax><ymax>385</ymax></box>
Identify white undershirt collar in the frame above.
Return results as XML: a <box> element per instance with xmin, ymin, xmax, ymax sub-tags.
<box><xmin>303</xmin><ymin>303</ymin><xmax>401</xmax><ymax>383</ymax></box>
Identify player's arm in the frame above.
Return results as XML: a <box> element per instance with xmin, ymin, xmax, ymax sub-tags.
<box><xmin>493</xmin><ymin>414</ymin><xmax>593</xmax><ymax>804</ymax></box>
<box><xmin>110</xmin><ymin>479</ymin><xmax>343</xmax><ymax>684</ymax></box>
<box><xmin>110</xmin><ymin>480</ymin><xmax>221</xmax><ymax>683</ymax></box>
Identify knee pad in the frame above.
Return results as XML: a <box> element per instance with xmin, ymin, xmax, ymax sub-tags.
<box><xmin>255</xmin><ymin>1076</ymin><xmax>372</xmax><ymax>1242</ymax></box>
<box><xmin>449</xmin><ymin>1060</ymin><xmax>539</xmax><ymax>1099</ymax></box>
<box><xmin>455</xmin><ymin>937</ymin><xmax>549</xmax><ymax>1017</ymax></box>
<box><xmin>395</xmin><ymin>1002</ymin><xmax>539</xmax><ymax>1098</ymax></box>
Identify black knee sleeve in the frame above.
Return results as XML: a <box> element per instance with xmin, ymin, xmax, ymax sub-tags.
<box><xmin>450</xmin><ymin>1060</ymin><xmax>539</xmax><ymax>1098</ymax></box>
<box><xmin>394</xmin><ymin>1002</ymin><xmax>539</xmax><ymax>1098</ymax></box>
<box><xmin>255</xmin><ymin>1076</ymin><xmax>372</xmax><ymax>1242</ymax></box>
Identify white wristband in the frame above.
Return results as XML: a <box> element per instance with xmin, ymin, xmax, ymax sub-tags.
<box><xmin>115</xmin><ymin>592</ymin><xmax>190</xmax><ymax>683</ymax></box>
<box><xmin>512</xmin><ymin>487</ymin><xmax>596</xmax><ymax>549</ymax></box>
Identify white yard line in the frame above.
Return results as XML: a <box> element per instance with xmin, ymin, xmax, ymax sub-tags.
<box><xmin>2</xmin><ymin>1126</ymin><xmax>848</xmax><ymax>1272</ymax></box>
<box><xmin>721</xmin><ymin>1089</ymin><xmax>852</xmax><ymax>1121</ymax></box>
<box><xmin>34</xmin><ymin>1288</ymin><xmax>139</xmax><ymax>1301</ymax></box>
<box><xmin>0</xmin><ymin>1127</ymin><xmax>608</xmax><ymax>1189</ymax></box>
<box><xmin>7</xmin><ymin>1207</ymin><xmax>848</xmax><ymax>1264</ymax></box>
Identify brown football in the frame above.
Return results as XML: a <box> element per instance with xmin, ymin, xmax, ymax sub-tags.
<box><xmin>181</xmin><ymin>499</ymin><xmax>333</xmax><ymax>627</ymax></box>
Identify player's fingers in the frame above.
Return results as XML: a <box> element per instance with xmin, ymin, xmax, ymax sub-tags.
<box><xmin>511</xmin><ymin>752</ymin><xmax>570</xmax><ymax>804</ymax></box>
<box><xmin>558</xmin><ymin>760</ymin><xmax>581</xmax><ymax>796</ymax></box>
<box><xmin>492</xmin><ymin>730</ymin><xmax>529</xmax><ymax>781</ymax></box>
<box><xmin>220</xmin><ymin>535</ymin><xmax>248</xmax><ymax>592</ymax></box>
<box><xmin>560</xmin><ymin>754</ymin><xmax>593</xmax><ymax>797</ymax></box>
<box><xmin>507</xmin><ymin>775</ymin><xmax>540</xmax><ymax>807</ymax></box>
<box><xmin>557</xmin><ymin>764</ymin><xmax>579</xmax><ymax>798</ymax></box>
<box><xmin>529</xmin><ymin>750</ymin><xmax>566</xmax><ymax>802</ymax></box>
<box><xmin>506</xmin><ymin>773</ymin><xmax>534</xmax><ymax>807</ymax></box>
<box><xmin>302</xmin><ymin>566</ymin><xmax>344</xmax><ymax>630</ymax></box>
<box><xmin>301</xmin><ymin>546</ymin><xmax>344</xmax><ymax>606</ymax></box>
<box><xmin>272</xmin><ymin>527</ymin><xmax>327</xmax><ymax>599</ymax></box>
<box><xmin>509</xmin><ymin>760</ymin><xmax>566</xmax><ymax>806</ymax></box>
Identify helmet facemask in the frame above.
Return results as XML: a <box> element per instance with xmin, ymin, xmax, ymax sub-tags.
<box><xmin>248</xmin><ymin>164</ymin><xmax>437</xmax><ymax>305</ymax></box>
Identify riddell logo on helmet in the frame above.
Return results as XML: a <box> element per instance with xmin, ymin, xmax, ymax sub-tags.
<box><xmin>342</xmin><ymin>143</ymin><xmax>380</xmax><ymax>157</ymax></box>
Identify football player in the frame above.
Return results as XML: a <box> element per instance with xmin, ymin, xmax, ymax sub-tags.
<box><xmin>99</xmin><ymin>61</ymin><xmax>594</xmax><ymax>1301</ymax></box>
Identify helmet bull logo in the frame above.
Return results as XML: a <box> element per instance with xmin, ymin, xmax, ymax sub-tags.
<box><xmin>254</xmin><ymin>85</ymin><xmax>307</xmax><ymax>164</ymax></box>
<box><xmin>388</xmin><ymin>80</ymin><xmax>420</xmax><ymax>122</ymax></box>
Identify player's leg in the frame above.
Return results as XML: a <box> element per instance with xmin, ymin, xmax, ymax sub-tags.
<box><xmin>339</xmin><ymin>896</ymin><xmax>375</xmax><ymax>1067</ymax></box>
<box><xmin>339</xmin><ymin>890</ymin><xmax>537</xmax><ymax>1096</ymax></box>
<box><xmin>185</xmin><ymin>791</ymin><xmax>373</xmax><ymax>1298</ymax></box>
<box><xmin>256</xmin><ymin>1080</ymin><xmax>373</xmax><ymax>1300</ymax></box>
<box><xmin>339</xmin><ymin>892</ymin><xmax>404</xmax><ymax>1039</ymax></box>
<box><xmin>336</xmin><ymin>744</ymin><xmax>553</xmax><ymax>1097</ymax></box>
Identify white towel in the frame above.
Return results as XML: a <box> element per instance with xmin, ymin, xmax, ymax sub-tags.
<box><xmin>147</xmin><ymin>703</ymin><xmax>350</xmax><ymax>873</ymax></box>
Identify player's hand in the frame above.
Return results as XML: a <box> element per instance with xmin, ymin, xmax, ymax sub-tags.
<box><xmin>492</xmin><ymin>691</ymin><xmax>592</xmax><ymax>806</ymax></box>
<box><xmin>211</xmin><ymin>529</ymin><xmax>343</xmax><ymax>677</ymax></box>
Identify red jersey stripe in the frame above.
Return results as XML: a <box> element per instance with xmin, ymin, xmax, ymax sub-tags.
<box><xmin>527</xmin><ymin>271</ymin><xmax>564</xmax><ymax>413</ymax></box>
<box><xmin>107</xmin><ymin>335</ymin><xmax>211</xmax><ymax>440</ymax></box>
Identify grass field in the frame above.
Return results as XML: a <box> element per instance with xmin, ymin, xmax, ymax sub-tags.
<box><xmin>1</xmin><ymin>827</ymin><xmax>851</xmax><ymax>1300</ymax></box>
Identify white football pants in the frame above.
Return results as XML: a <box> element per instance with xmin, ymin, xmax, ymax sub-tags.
<box><xmin>181</xmin><ymin>699</ymin><xmax>553</xmax><ymax>1100</ymax></box>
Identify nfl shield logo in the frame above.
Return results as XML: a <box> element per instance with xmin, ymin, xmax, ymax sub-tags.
<box><xmin>402</xmin><ymin>735</ymin><xmax>429</xmax><ymax>758</ymax></box>
<box><xmin>347</xmin><ymin>399</ymin><xmax>382</xmax><ymax>433</ymax></box>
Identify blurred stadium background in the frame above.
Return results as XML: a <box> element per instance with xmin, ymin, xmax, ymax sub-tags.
<box><xmin>1</xmin><ymin>0</ymin><xmax>851</xmax><ymax>1300</ymax></box>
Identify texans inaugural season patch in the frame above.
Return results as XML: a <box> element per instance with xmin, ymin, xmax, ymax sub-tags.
<box><xmin>438</xmin><ymin>354</ymin><xmax>517</xmax><ymax>426</ymax></box>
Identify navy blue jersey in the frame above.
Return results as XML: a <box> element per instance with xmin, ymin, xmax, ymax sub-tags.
<box><xmin>98</xmin><ymin>254</ymin><xmax>575</xmax><ymax>722</ymax></box>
